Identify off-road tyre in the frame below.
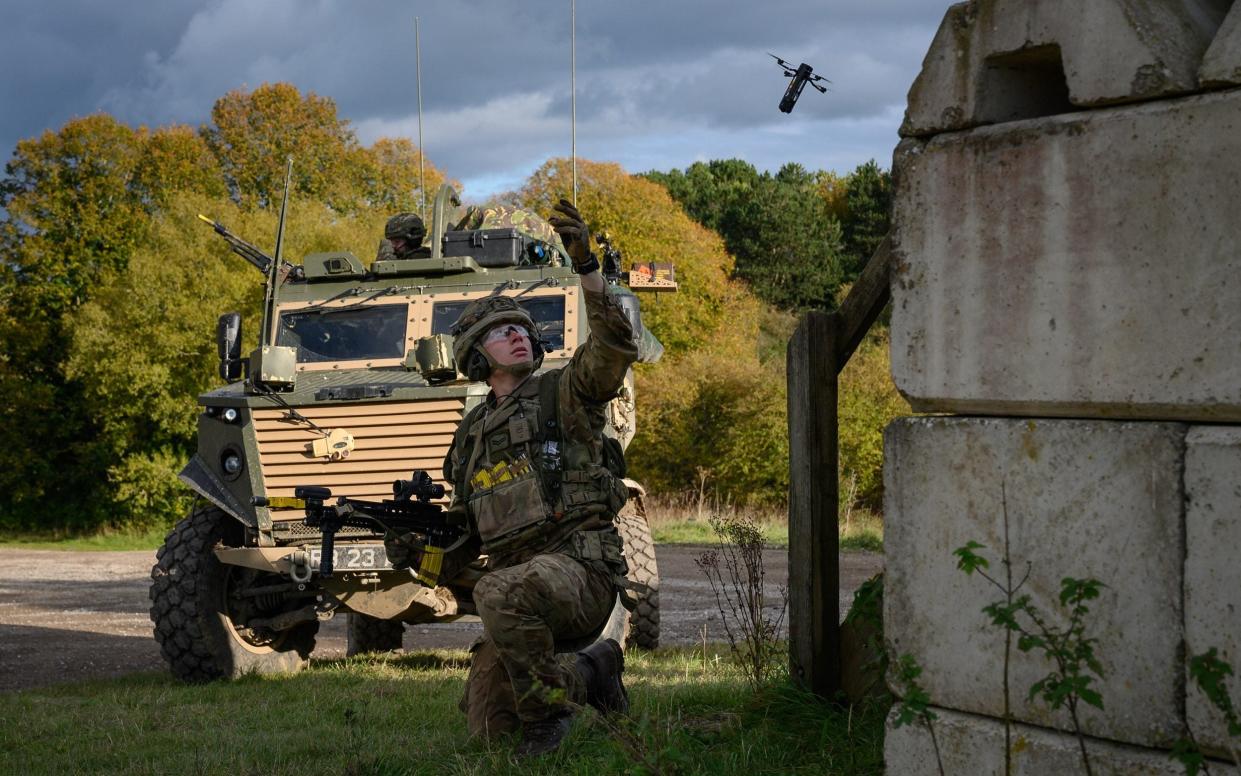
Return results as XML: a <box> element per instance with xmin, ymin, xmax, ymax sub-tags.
<box><xmin>346</xmin><ymin>614</ymin><xmax>404</xmax><ymax>656</ymax></box>
<box><xmin>150</xmin><ymin>502</ymin><xmax>318</xmax><ymax>682</ymax></box>
<box><xmin>616</xmin><ymin>498</ymin><xmax>660</xmax><ymax>650</ymax></box>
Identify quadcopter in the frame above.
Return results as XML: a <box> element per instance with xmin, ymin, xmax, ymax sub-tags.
<box><xmin>769</xmin><ymin>53</ymin><xmax>830</xmax><ymax>113</ymax></box>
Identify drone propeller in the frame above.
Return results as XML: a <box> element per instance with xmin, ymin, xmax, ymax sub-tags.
<box><xmin>811</xmin><ymin>82</ymin><xmax>829</xmax><ymax>94</ymax></box>
<box><xmin>808</xmin><ymin>72</ymin><xmax>832</xmax><ymax>85</ymax></box>
<box><xmin>768</xmin><ymin>52</ymin><xmax>794</xmax><ymax>69</ymax></box>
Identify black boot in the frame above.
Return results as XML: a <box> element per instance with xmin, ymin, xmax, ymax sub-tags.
<box><xmin>515</xmin><ymin>713</ymin><xmax>573</xmax><ymax>758</ymax></box>
<box><xmin>575</xmin><ymin>638</ymin><xmax>629</xmax><ymax>715</ymax></box>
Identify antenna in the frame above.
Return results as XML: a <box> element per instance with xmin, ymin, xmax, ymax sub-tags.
<box><xmin>571</xmin><ymin>0</ymin><xmax>577</xmax><ymax>205</ymax></box>
<box><xmin>264</xmin><ymin>156</ymin><xmax>294</xmax><ymax>346</ymax></box>
<box><xmin>416</xmin><ymin>16</ymin><xmax>426</xmax><ymax>220</ymax></box>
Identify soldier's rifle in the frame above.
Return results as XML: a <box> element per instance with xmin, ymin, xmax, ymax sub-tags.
<box><xmin>253</xmin><ymin>471</ymin><xmax>463</xmax><ymax>581</ymax></box>
<box><xmin>197</xmin><ymin>213</ymin><xmax>305</xmax><ymax>281</ymax></box>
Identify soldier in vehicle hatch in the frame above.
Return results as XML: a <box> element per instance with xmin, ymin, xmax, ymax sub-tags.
<box><xmin>375</xmin><ymin>212</ymin><xmax>432</xmax><ymax>261</ymax></box>
<box><xmin>385</xmin><ymin>200</ymin><xmax>636</xmax><ymax>757</ymax></box>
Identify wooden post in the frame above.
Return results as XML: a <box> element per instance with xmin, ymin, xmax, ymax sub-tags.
<box><xmin>787</xmin><ymin>310</ymin><xmax>840</xmax><ymax>697</ymax></box>
<box><xmin>786</xmin><ymin>235</ymin><xmax>891</xmax><ymax>698</ymax></box>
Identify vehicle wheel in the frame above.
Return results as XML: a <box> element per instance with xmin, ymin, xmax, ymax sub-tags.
<box><xmin>346</xmin><ymin>613</ymin><xmax>404</xmax><ymax>656</ymax></box>
<box><xmin>150</xmin><ymin>502</ymin><xmax>318</xmax><ymax>682</ymax></box>
<box><xmin>615</xmin><ymin>497</ymin><xmax>660</xmax><ymax>650</ymax></box>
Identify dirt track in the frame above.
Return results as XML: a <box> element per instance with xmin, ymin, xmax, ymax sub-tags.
<box><xmin>0</xmin><ymin>545</ymin><xmax>881</xmax><ymax>693</ymax></box>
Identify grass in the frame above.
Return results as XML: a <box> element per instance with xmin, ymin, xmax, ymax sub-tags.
<box><xmin>644</xmin><ymin>494</ymin><xmax>884</xmax><ymax>552</ymax></box>
<box><xmin>0</xmin><ymin>645</ymin><xmax>889</xmax><ymax>775</ymax></box>
<box><xmin>0</xmin><ymin>526</ymin><xmax>168</xmax><ymax>551</ymax></box>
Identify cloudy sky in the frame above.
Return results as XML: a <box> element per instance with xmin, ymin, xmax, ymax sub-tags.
<box><xmin>0</xmin><ymin>0</ymin><xmax>949</xmax><ymax>200</ymax></box>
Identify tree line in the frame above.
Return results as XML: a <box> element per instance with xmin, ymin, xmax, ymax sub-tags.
<box><xmin>0</xmin><ymin>82</ymin><xmax>903</xmax><ymax>534</ymax></box>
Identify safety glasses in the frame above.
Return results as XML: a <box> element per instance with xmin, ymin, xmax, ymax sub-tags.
<box><xmin>483</xmin><ymin>323</ymin><xmax>530</xmax><ymax>345</ymax></box>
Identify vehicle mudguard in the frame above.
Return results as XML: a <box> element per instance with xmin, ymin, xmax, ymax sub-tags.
<box><xmin>179</xmin><ymin>453</ymin><xmax>256</xmax><ymax>528</ymax></box>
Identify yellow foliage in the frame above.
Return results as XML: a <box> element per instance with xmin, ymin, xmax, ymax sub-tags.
<box><xmin>518</xmin><ymin>158</ymin><xmax>764</xmax><ymax>356</ymax></box>
<box><xmin>838</xmin><ymin>329</ymin><xmax>911</xmax><ymax>508</ymax></box>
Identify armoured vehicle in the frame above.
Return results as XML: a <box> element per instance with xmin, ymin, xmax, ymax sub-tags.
<box><xmin>149</xmin><ymin>185</ymin><xmax>667</xmax><ymax>681</ymax></box>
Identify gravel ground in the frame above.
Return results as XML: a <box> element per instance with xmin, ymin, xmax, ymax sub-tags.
<box><xmin>0</xmin><ymin>545</ymin><xmax>881</xmax><ymax>692</ymax></box>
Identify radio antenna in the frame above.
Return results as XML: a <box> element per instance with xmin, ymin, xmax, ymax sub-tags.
<box><xmin>264</xmin><ymin>156</ymin><xmax>294</xmax><ymax>346</ymax></box>
<box><xmin>416</xmin><ymin>16</ymin><xmax>426</xmax><ymax>220</ymax></box>
<box><xmin>571</xmin><ymin>0</ymin><xmax>577</xmax><ymax>205</ymax></box>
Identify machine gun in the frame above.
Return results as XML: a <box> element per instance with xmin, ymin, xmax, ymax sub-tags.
<box><xmin>253</xmin><ymin>471</ymin><xmax>462</xmax><ymax>582</ymax></box>
<box><xmin>198</xmin><ymin>213</ymin><xmax>305</xmax><ymax>281</ymax></box>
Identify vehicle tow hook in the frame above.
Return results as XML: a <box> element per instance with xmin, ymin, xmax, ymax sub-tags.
<box><xmin>289</xmin><ymin>550</ymin><xmax>312</xmax><ymax>584</ymax></box>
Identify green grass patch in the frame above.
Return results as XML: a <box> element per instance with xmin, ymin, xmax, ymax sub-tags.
<box><xmin>651</xmin><ymin>518</ymin><xmax>789</xmax><ymax>547</ymax></box>
<box><xmin>0</xmin><ymin>526</ymin><xmax>167</xmax><ymax>551</ymax></box>
<box><xmin>0</xmin><ymin>646</ymin><xmax>888</xmax><ymax>775</ymax></box>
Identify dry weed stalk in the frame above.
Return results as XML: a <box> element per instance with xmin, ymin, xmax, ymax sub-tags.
<box><xmin>695</xmin><ymin>512</ymin><xmax>788</xmax><ymax>688</ymax></box>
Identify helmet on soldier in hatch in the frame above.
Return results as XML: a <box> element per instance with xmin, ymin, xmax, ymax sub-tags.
<box><xmin>384</xmin><ymin>213</ymin><xmax>427</xmax><ymax>244</ymax></box>
<box><xmin>451</xmin><ymin>296</ymin><xmax>545</xmax><ymax>382</ymax></box>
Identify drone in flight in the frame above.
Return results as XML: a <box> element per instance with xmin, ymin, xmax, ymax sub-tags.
<box><xmin>769</xmin><ymin>53</ymin><xmax>830</xmax><ymax>113</ymax></box>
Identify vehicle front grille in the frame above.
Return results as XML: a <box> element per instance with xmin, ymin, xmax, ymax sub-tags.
<box><xmin>253</xmin><ymin>398</ymin><xmax>463</xmax><ymax>523</ymax></box>
<box><xmin>271</xmin><ymin>521</ymin><xmax>378</xmax><ymax>541</ymax></box>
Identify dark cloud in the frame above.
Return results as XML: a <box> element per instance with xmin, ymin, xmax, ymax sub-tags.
<box><xmin>0</xmin><ymin>0</ymin><xmax>949</xmax><ymax>195</ymax></box>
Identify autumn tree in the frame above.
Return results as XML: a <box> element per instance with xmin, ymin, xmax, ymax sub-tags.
<box><xmin>363</xmin><ymin>137</ymin><xmax>454</xmax><ymax>215</ymax></box>
<box><xmin>203</xmin><ymin>83</ymin><xmax>372</xmax><ymax>211</ymax></box>
<box><xmin>0</xmin><ymin>116</ymin><xmax>232</xmax><ymax>527</ymax></box>
<box><xmin>0</xmin><ymin>86</ymin><xmax>448</xmax><ymax>530</ymax></box>
<box><xmin>517</xmin><ymin>159</ymin><xmax>792</xmax><ymax>503</ymax></box>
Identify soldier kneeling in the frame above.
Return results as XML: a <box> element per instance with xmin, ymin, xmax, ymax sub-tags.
<box><xmin>405</xmin><ymin>200</ymin><xmax>636</xmax><ymax>756</ymax></box>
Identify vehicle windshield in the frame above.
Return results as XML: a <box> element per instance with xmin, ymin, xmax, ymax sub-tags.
<box><xmin>277</xmin><ymin>304</ymin><xmax>408</xmax><ymax>363</ymax></box>
<box><xmin>431</xmin><ymin>296</ymin><xmax>566</xmax><ymax>351</ymax></box>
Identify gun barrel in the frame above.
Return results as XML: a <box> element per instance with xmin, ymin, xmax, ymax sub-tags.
<box><xmin>198</xmin><ymin>213</ymin><xmax>278</xmax><ymax>275</ymax></box>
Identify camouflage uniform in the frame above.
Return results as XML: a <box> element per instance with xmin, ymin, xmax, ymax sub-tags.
<box><xmin>445</xmin><ymin>287</ymin><xmax>638</xmax><ymax>738</ymax></box>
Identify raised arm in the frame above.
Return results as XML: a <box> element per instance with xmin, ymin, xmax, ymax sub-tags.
<box><xmin>548</xmin><ymin>200</ymin><xmax>638</xmax><ymax>403</ymax></box>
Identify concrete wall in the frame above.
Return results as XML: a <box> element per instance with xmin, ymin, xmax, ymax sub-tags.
<box><xmin>891</xmin><ymin>89</ymin><xmax>1241</xmax><ymax>422</ymax></box>
<box><xmin>884</xmin><ymin>0</ymin><xmax>1241</xmax><ymax>772</ymax></box>
<box><xmin>885</xmin><ymin>417</ymin><xmax>1185</xmax><ymax>746</ymax></box>
<box><xmin>885</xmin><ymin>706</ymin><xmax>1238</xmax><ymax>776</ymax></box>
<box><xmin>1184</xmin><ymin>427</ymin><xmax>1241</xmax><ymax>756</ymax></box>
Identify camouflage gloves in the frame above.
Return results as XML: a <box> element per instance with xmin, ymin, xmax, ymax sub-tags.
<box><xmin>384</xmin><ymin>529</ymin><xmax>425</xmax><ymax>571</ymax></box>
<box><xmin>549</xmin><ymin>199</ymin><xmax>600</xmax><ymax>275</ymax></box>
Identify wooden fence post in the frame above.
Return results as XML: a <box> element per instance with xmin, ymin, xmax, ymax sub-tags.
<box><xmin>786</xmin><ymin>235</ymin><xmax>891</xmax><ymax>698</ymax></box>
<box><xmin>787</xmin><ymin>310</ymin><xmax>840</xmax><ymax>697</ymax></box>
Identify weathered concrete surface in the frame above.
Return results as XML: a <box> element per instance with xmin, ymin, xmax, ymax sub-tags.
<box><xmin>902</xmin><ymin>0</ymin><xmax>1229</xmax><ymax>137</ymax></box>
<box><xmin>1201</xmin><ymin>2</ymin><xmax>1241</xmax><ymax>85</ymax></box>
<box><xmin>884</xmin><ymin>706</ymin><xmax>1237</xmax><ymax>775</ymax></box>
<box><xmin>891</xmin><ymin>88</ymin><xmax>1241</xmax><ymax>422</ymax></box>
<box><xmin>1184</xmin><ymin>426</ymin><xmax>1241</xmax><ymax>756</ymax></box>
<box><xmin>884</xmin><ymin>417</ymin><xmax>1186</xmax><ymax>747</ymax></box>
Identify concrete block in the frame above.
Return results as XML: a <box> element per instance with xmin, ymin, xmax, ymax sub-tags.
<box><xmin>891</xmin><ymin>89</ymin><xmax>1241</xmax><ymax>422</ymax></box>
<box><xmin>1185</xmin><ymin>426</ymin><xmax>1241</xmax><ymax>756</ymax></box>
<box><xmin>884</xmin><ymin>706</ymin><xmax>1237</xmax><ymax>775</ymax></box>
<box><xmin>884</xmin><ymin>417</ymin><xmax>1186</xmax><ymax>747</ymax></box>
<box><xmin>902</xmin><ymin>0</ymin><xmax>1228</xmax><ymax>137</ymax></box>
<box><xmin>1201</xmin><ymin>3</ymin><xmax>1241</xmax><ymax>85</ymax></box>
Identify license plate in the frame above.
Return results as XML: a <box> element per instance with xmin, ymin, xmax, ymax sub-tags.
<box><xmin>309</xmin><ymin>544</ymin><xmax>390</xmax><ymax>571</ymax></box>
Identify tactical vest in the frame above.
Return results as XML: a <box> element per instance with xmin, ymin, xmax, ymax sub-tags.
<box><xmin>443</xmin><ymin>369</ymin><xmax>629</xmax><ymax>556</ymax></box>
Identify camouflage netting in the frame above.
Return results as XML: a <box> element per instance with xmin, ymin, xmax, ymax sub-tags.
<box><xmin>454</xmin><ymin>205</ymin><xmax>568</xmax><ymax>257</ymax></box>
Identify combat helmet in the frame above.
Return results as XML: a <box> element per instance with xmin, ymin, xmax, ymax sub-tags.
<box><xmin>451</xmin><ymin>295</ymin><xmax>545</xmax><ymax>381</ymax></box>
<box><xmin>384</xmin><ymin>213</ymin><xmax>427</xmax><ymax>243</ymax></box>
